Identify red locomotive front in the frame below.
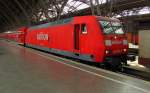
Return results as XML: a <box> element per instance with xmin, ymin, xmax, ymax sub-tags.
<box><xmin>97</xmin><ymin>16</ymin><xmax>128</xmax><ymax>67</ymax></box>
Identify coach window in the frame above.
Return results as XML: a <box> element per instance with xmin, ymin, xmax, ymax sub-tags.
<box><xmin>81</xmin><ymin>24</ymin><xmax>87</xmax><ymax>34</ymax></box>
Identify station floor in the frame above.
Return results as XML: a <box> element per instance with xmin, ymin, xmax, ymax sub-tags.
<box><xmin>0</xmin><ymin>40</ymin><xmax>150</xmax><ymax>93</ymax></box>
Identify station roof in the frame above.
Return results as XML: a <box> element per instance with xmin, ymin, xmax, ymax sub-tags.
<box><xmin>0</xmin><ymin>0</ymin><xmax>149</xmax><ymax>32</ymax></box>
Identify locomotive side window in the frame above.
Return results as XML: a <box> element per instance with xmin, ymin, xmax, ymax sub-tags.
<box><xmin>81</xmin><ymin>24</ymin><xmax>87</xmax><ymax>34</ymax></box>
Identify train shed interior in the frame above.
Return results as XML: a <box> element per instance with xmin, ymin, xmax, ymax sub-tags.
<box><xmin>0</xmin><ymin>0</ymin><xmax>150</xmax><ymax>93</ymax></box>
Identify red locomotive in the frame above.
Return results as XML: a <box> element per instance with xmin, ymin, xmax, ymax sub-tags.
<box><xmin>0</xmin><ymin>16</ymin><xmax>128</xmax><ymax>68</ymax></box>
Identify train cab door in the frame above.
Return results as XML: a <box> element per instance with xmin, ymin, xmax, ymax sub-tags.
<box><xmin>74</xmin><ymin>24</ymin><xmax>80</xmax><ymax>53</ymax></box>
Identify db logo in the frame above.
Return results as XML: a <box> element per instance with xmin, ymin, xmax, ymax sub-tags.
<box><xmin>37</xmin><ymin>33</ymin><xmax>48</xmax><ymax>40</ymax></box>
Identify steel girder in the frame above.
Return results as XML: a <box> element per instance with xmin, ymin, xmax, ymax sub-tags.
<box><xmin>0</xmin><ymin>0</ymin><xmax>149</xmax><ymax>32</ymax></box>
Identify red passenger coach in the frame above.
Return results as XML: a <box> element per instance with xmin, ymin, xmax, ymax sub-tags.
<box><xmin>0</xmin><ymin>27</ymin><xmax>27</xmax><ymax>44</ymax></box>
<box><xmin>0</xmin><ymin>31</ymin><xmax>19</xmax><ymax>42</ymax></box>
<box><xmin>17</xmin><ymin>27</ymin><xmax>28</xmax><ymax>45</ymax></box>
<box><xmin>24</xmin><ymin>16</ymin><xmax>128</xmax><ymax>67</ymax></box>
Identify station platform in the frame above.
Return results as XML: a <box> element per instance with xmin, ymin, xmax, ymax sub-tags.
<box><xmin>126</xmin><ymin>54</ymin><xmax>150</xmax><ymax>80</ymax></box>
<box><xmin>0</xmin><ymin>40</ymin><xmax>150</xmax><ymax>93</ymax></box>
<box><xmin>127</xmin><ymin>58</ymin><xmax>150</xmax><ymax>74</ymax></box>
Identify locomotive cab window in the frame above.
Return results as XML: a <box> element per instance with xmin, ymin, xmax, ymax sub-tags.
<box><xmin>99</xmin><ymin>21</ymin><xmax>124</xmax><ymax>35</ymax></box>
<box><xmin>81</xmin><ymin>24</ymin><xmax>87</xmax><ymax>34</ymax></box>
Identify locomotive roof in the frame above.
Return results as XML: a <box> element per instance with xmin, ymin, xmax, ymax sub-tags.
<box><xmin>29</xmin><ymin>16</ymin><xmax>120</xmax><ymax>30</ymax></box>
<box><xmin>97</xmin><ymin>16</ymin><xmax>120</xmax><ymax>22</ymax></box>
<box><xmin>29</xmin><ymin>17</ymin><xmax>73</xmax><ymax>30</ymax></box>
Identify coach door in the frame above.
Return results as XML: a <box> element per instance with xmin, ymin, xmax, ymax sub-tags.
<box><xmin>74</xmin><ymin>24</ymin><xmax>80</xmax><ymax>52</ymax></box>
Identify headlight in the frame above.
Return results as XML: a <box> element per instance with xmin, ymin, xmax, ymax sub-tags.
<box><xmin>105</xmin><ymin>50</ymin><xmax>111</xmax><ymax>54</ymax></box>
<box><xmin>105</xmin><ymin>40</ymin><xmax>112</xmax><ymax>46</ymax></box>
<box><xmin>105</xmin><ymin>50</ymin><xmax>109</xmax><ymax>54</ymax></box>
<box><xmin>123</xmin><ymin>40</ymin><xmax>128</xmax><ymax>45</ymax></box>
<box><xmin>123</xmin><ymin>49</ymin><xmax>127</xmax><ymax>52</ymax></box>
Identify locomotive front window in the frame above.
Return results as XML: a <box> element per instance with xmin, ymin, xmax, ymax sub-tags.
<box><xmin>99</xmin><ymin>21</ymin><xmax>124</xmax><ymax>34</ymax></box>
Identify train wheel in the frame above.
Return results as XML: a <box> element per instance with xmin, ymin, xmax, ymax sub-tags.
<box><xmin>121</xmin><ymin>55</ymin><xmax>128</xmax><ymax>66</ymax></box>
<box><xmin>104</xmin><ymin>57</ymin><xmax>123</xmax><ymax>71</ymax></box>
<box><xmin>98</xmin><ymin>63</ymin><xmax>106</xmax><ymax>69</ymax></box>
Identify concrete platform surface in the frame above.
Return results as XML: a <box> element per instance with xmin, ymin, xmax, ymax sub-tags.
<box><xmin>0</xmin><ymin>40</ymin><xmax>150</xmax><ymax>93</ymax></box>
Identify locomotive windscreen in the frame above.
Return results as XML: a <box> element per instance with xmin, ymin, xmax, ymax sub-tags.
<box><xmin>99</xmin><ymin>21</ymin><xmax>124</xmax><ymax>35</ymax></box>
